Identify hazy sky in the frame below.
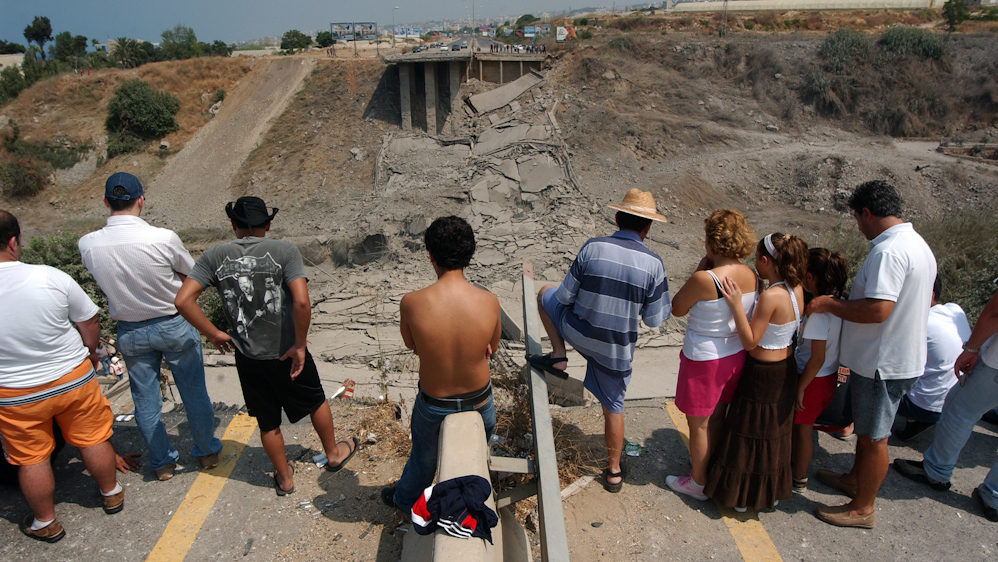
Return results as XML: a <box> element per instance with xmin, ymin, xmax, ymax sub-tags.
<box><xmin>1</xmin><ymin>0</ymin><xmax>593</xmax><ymax>44</ymax></box>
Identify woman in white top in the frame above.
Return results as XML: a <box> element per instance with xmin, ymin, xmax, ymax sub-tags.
<box><xmin>667</xmin><ymin>210</ymin><xmax>758</xmax><ymax>501</ymax></box>
<box><xmin>704</xmin><ymin>232</ymin><xmax>808</xmax><ymax>511</ymax></box>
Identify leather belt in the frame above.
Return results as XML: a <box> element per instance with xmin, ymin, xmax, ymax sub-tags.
<box><xmin>419</xmin><ymin>381</ymin><xmax>492</xmax><ymax>411</ymax></box>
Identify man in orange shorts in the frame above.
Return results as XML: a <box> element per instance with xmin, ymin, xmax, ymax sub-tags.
<box><xmin>0</xmin><ymin>210</ymin><xmax>123</xmax><ymax>543</ymax></box>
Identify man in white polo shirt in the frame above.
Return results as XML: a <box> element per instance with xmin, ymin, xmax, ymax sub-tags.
<box><xmin>894</xmin><ymin>277</ymin><xmax>998</xmax><ymax>523</ymax></box>
<box><xmin>807</xmin><ymin>180</ymin><xmax>937</xmax><ymax>528</ymax></box>
<box><xmin>0</xmin><ymin>210</ymin><xmax>123</xmax><ymax>543</ymax></box>
<box><xmin>79</xmin><ymin>172</ymin><xmax>221</xmax><ymax>481</ymax></box>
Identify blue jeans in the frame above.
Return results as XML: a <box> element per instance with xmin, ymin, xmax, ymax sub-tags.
<box><xmin>393</xmin><ymin>393</ymin><xmax>496</xmax><ymax>510</ymax></box>
<box><xmin>117</xmin><ymin>314</ymin><xmax>222</xmax><ymax>470</ymax></box>
<box><xmin>923</xmin><ymin>360</ymin><xmax>998</xmax><ymax>510</ymax></box>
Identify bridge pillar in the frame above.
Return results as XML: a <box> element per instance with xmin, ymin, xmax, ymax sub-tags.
<box><xmin>399</xmin><ymin>63</ymin><xmax>412</xmax><ymax>131</ymax></box>
<box><xmin>449</xmin><ymin>62</ymin><xmax>461</xmax><ymax>135</ymax></box>
<box><xmin>424</xmin><ymin>62</ymin><xmax>437</xmax><ymax>135</ymax></box>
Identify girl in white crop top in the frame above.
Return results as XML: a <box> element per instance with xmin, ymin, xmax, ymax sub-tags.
<box><xmin>720</xmin><ymin>233</ymin><xmax>807</xmax><ymax>363</ymax></box>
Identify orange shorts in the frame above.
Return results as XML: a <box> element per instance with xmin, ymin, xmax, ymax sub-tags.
<box><xmin>0</xmin><ymin>359</ymin><xmax>113</xmax><ymax>466</ymax></box>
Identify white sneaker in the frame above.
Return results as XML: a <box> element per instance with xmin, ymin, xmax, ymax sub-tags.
<box><xmin>667</xmin><ymin>474</ymin><xmax>708</xmax><ymax>501</ymax></box>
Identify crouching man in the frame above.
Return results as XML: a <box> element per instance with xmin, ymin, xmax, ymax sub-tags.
<box><xmin>382</xmin><ymin>216</ymin><xmax>502</xmax><ymax>511</ymax></box>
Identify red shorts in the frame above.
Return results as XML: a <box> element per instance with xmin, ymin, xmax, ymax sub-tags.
<box><xmin>675</xmin><ymin>350</ymin><xmax>747</xmax><ymax>417</ymax></box>
<box><xmin>0</xmin><ymin>360</ymin><xmax>113</xmax><ymax>466</ymax></box>
<box><xmin>794</xmin><ymin>374</ymin><xmax>838</xmax><ymax>425</ymax></box>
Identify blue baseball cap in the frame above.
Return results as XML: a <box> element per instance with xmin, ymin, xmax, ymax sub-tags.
<box><xmin>104</xmin><ymin>172</ymin><xmax>144</xmax><ymax>200</ymax></box>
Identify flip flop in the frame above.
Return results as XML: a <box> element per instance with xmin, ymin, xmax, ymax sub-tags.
<box><xmin>325</xmin><ymin>437</ymin><xmax>359</xmax><ymax>473</ymax></box>
<box><xmin>526</xmin><ymin>353</ymin><xmax>569</xmax><ymax>379</ymax></box>
<box><xmin>274</xmin><ymin>463</ymin><xmax>295</xmax><ymax>496</ymax></box>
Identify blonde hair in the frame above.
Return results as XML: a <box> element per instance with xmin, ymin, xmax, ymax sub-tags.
<box><xmin>704</xmin><ymin>209</ymin><xmax>755</xmax><ymax>259</ymax></box>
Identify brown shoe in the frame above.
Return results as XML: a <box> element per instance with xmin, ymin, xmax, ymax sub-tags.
<box><xmin>815</xmin><ymin>504</ymin><xmax>875</xmax><ymax>529</ymax></box>
<box><xmin>199</xmin><ymin>452</ymin><xmax>219</xmax><ymax>470</ymax></box>
<box><xmin>155</xmin><ymin>463</ymin><xmax>177</xmax><ymax>481</ymax></box>
<box><xmin>19</xmin><ymin>514</ymin><xmax>66</xmax><ymax>543</ymax></box>
<box><xmin>102</xmin><ymin>488</ymin><xmax>125</xmax><ymax>514</ymax></box>
<box><xmin>815</xmin><ymin>469</ymin><xmax>858</xmax><ymax>498</ymax></box>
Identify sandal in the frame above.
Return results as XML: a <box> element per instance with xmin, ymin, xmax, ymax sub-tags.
<box><xmin>274</xmin><ymin>463</ymin><xmax>295</xmax><ymax>496</ymax></box>
<box><xmin>526</xmin><ymin>353</ymin><xmax>569</xmax><ymax>379</ymax></box>
<box><xmin>602</xmin><ymin>461</ymin><xmax>627</xmax><ymax>493</ymax></box>
<box><xmin>325</xmin><ymin>437</ymin><xmax>359</xmax><ymax>473</ymax></box>
<box><xmin>793</xmin><ymin>476</ymin><xmax>809</xmax><ymax>489</ymax></box>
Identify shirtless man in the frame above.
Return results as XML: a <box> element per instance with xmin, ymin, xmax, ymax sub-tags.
<box><xmin>381</xmin><ymin>216</ymin><xmax>501</xmax><ymax>511</ymax></box>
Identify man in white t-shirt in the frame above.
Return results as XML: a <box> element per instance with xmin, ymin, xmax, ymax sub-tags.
<box><xmin>807</xmin><ymin>180</ymin><xmax>937</xmax><ymax>529</ymax></box>
<box><xmin>894</xmin><ymin>277</ymin><xmax>998</xmax><ymax>523</ymax></box>
<box><xmin>896</xmin><ymin>277</ymin><xmax>972</xmax><ymax>441</ymax></box>
<box><xmin>0</xmin><ymin>210</ymin><xmax>123</xmax><ymax>543</ymax></box>
<box><xmin>79</xmin><ymin>172</ymin><xmax>221</xmax><ymax>481</ymax></box>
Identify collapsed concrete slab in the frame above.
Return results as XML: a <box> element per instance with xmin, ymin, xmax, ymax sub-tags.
<box><xmin>517</xmin><ymin>154</ymin><xmax>563</xmax><ymax>193</ymax></box>
<box><xmin>468</xmin><ymin>70</ymin><xmax>544</xmax><ymax>115</ymax></box>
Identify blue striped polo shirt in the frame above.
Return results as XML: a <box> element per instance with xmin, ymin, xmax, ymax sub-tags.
<box><xmin>554</xmin><ymin>230</ymin><xmax>670</xmax><ymax>377</ymax></box>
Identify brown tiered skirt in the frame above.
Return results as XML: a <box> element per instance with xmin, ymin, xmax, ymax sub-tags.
<box><xmin>703</xmin><ymin>355</ymin><xmax>798</xmax><ymax>510</ymax></box>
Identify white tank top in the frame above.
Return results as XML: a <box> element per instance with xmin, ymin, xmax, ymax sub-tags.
<box><xmin>682</xmin><ymin>270</ymin><xmax>758</xmax><ymax>361</ymax></box>
<box><xmin>756</xmin><ymin>281</ymin><xmax>801</xmax><ymax>350</ymax></box>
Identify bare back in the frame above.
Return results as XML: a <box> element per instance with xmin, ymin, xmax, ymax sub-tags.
<box><xmin>400</xmin><ymin>274</ymin><xmax>501</xmax><ymax>398</ymax></box>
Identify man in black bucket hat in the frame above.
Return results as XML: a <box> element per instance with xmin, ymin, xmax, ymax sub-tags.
<box><xmin>175</xmin><ymin>197</ymin><xmax>358</xmax><ymax>495</ymax></box>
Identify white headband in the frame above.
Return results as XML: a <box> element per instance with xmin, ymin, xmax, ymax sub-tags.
<box><xmin>764</xmin><ymin>233</ymin><xmax>779</xmax><ymax>259</ymax></box>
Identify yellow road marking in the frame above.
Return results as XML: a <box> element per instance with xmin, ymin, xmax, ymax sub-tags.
<box><xmin>146</xmin><ymin>412</ymin><xmax>258</xmax><ymax>562</ymax></box>
<box><xmin>665</xmin><ymin>400</ymin><xmax>783</xmax><ymax>562</ymax></box>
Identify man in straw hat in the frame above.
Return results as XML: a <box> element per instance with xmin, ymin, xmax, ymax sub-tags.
<box><xmin>175</xmin><ymin>197</ymin><xmax>357</xmax><ymax>496</ymax></box>
<box><xmin>530</xmin><ymin>188</ymin><xmax>671</xmax><ymax>493</ymax></box>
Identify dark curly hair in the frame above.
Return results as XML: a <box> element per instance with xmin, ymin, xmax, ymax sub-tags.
<box><xmin>425</xmin><ymin>216</ymin><xmax>476</xmax><ymax>270</ymax></box>
<box><xmin>704</xmin><ymin>209</ymin><xmax>755</xmax><ymax>259</ymax></box>
<box><xmin>758</xmin><ymin>232</ymin><xmax>809</xmax><ymax>287</ymax></box>
<box><xmin>848</xmin><ymin>180</ymin><xmax>903</xmax><ymax>218</ymax></box>
<box><xmin>807</xmin><ymin>248</ymin><xmax>848</xmax><ymax>298</ymax></box>
<box><xmin>0</xmin><ymin>210</ymin><xmax>19</xmax><ymax>249</ymax></box>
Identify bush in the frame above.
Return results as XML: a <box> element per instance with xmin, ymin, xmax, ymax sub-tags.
<box><xmin>213</xmin><ymin>88</ymin><xmax>225</xmax><ymax>103</ymax></box>
<box><xmin>818</xmin><ymin>29</ymin><xmax>874</xmax><ymax>72</ymax></box>
<box><xmin>608</xmin><ymin>36</ymin><xmax>635</xmax><ymax>52</ymax></box>
<box><xmin>0</xmin><ymin>66</ymin><xmax>26</xmax><ymax>105</ymax></box>
<box><xmin>0</xmin><ymin>158</ymin><xmax>49</xmax><ymax>197</ymax></box>
<box><xmin>878</xmin><ymin>26</ymin><xmax>944</xmax><ymax>59</ymax></box>
<box><xmin>3</xmin><ymin>123</ymin><xmax>93</xmax><ymax>170</ymax></box>
<box><xmin>579</xmin><ymin>30</ymin><xmax>593</xmax><ymax>40</ymax></box>
<box><xmin>105</xmin><ymin>80</ymin><xmax>179</xmax><ymax>155</ymax></box>
<box><xmin>106</xmin><ymin>131</ymin><xmax>146</xmax><ymax>159</ymax></box>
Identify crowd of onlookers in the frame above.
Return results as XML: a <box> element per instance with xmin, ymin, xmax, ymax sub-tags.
<box><xmin>0</xmin><ymin>174</ymin><xmax>994</xmax><ymax>546</ymax></box>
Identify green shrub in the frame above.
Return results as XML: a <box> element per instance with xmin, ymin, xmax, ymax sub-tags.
<box><xmin>579</xmin><ymin>30</ymin><xmax>593</xmax><ymax>40</ymax></box>
<box><xmin>0</xmin><ymin>158</ymin><xmax>49</xmax><ymax>197</ymax></box>
<box><xmin>3</xmin><ymin>123</ymin><xmax>93</xmax><ymax>170</ymax></box>
<box><xmin>198</xmin><ymin>287</ymin><xmax>230</xmax><ymax>331</ymax></box>
<box><xmin>105</xmin><ymin>79</ymin><xmax>180</xmax><ymax>139</ymax></box>
<box><xmin>878</xmin><ymin>26</ymin><xmax>944</xmax><ymax>59</ymax></box>
<box><xmin>20</xmin><ymin>233</ymin><xmax>116</xmax><ymax>338</ymax></box>
<box><xmin>818</xmin><ymin>29</ymin><xmax>874</xmax><ymax>72</ymax></box>
<box><xmin>744</xmin><ymin>22</ymin><xmax>755</xmax><ymax>30</ymax></box>
<box><xmin>106</xmin><ymin>131</ymin><xmax>146</xmax><ymax>159</ymax></box>
<box><xmin>213</xmin><ymin>88</ymin><xmax>225</xmax><ymax>103</ymax></box>
<box><xmin>608</xmin><ymin>36</ymin><xmax>635</xmax><ymax>52</ymax></box>
<box><xmin>0</xmin><ymin>66</ymin><xmax>26</xmax><ymax>105</ymax></box>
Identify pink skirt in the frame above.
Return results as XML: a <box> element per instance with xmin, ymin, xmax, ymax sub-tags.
<box><xmin>675</xmin><ymin>350</ymin><xmax>747</xmax><ymax>417</ymax></box>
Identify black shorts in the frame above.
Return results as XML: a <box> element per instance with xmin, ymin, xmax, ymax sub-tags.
<box><xmin>234</xmin><ymin>349</ymin><xmax>326</xmax><ymax>432</ymax></box>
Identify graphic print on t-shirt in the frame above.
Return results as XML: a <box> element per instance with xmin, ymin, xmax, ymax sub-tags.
<box><xmin>215</xmin><ymin>253</ymin><xmax>283</xmax><ymax>352</ymax></box>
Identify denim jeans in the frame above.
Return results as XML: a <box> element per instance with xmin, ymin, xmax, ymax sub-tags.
<box><xmin>923</xmin><ymin>360</ymin><xmax>998</xmax><ymax>510</ymax></box>
<box><xmin>117</xmin><ymin>314</ymin><xmax>221</xmax><ymax>470</ymax></box>
<box><xmin>392</xmin><ymin>393</ymin><xmax>496</xmax><ymax>510</ymax></box>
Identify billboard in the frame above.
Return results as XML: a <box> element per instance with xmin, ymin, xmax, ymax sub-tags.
<box><xmin>556</xmin><ymin>26</ymin><xmax>576</xmax><ymax>42</ymax></box>
<box><xmin>330</xmin><ymin>22</ymin><xmax>377</xmax><ymax>41</ymax></box>
<box><xmin>524</xmin><ymin>26</ymin><xmax>536</xmax><ymax>37</ymax></box>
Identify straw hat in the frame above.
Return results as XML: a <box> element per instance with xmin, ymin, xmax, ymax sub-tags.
<box><xmin>608</xmin><ymin>188</ymin><xmax>667</xmax><ymax>223</ymax></box>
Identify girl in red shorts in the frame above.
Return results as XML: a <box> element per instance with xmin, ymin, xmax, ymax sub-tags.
<box><xmin>791</xmin><ymin>248</ymin><xmax>848</xmax><ymax>489</ymax></box>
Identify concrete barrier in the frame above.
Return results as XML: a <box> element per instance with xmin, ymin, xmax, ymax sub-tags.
<box><xmin>401</xmin><ymin>411</ymin><xmax>532</xmax><ymax>561</ymax></box>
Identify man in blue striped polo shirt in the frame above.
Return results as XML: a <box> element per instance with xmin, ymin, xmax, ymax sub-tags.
<box><xmin>531</xmin><ymin>188</ymin><xmax>670</xmax><ymax>493</ymax></box>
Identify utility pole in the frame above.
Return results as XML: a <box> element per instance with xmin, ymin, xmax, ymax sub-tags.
<box><xmin>393</xmin><ymin>6</ymin><xmax>398</xmax><ymax>51</ymax></box>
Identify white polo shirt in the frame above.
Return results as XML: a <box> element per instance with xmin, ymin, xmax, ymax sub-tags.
<box><xmin>840</xmin><ymin>222</ymin><xmax>937</xmax><ymax>380</ymax></box>
<box><xmin>0</xmin><ymin>262</ymin><xmax>99</xmax><ymax>388</ymax></box>
<box><xmin>908</xmin><ymin>303</ymin><xmax>971</xmax><ymax>413</ymax></box>
<box><xmin>79</xmin><ymin>215</ymin><xmax>194</xmax><ymax>322</ymax></box>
